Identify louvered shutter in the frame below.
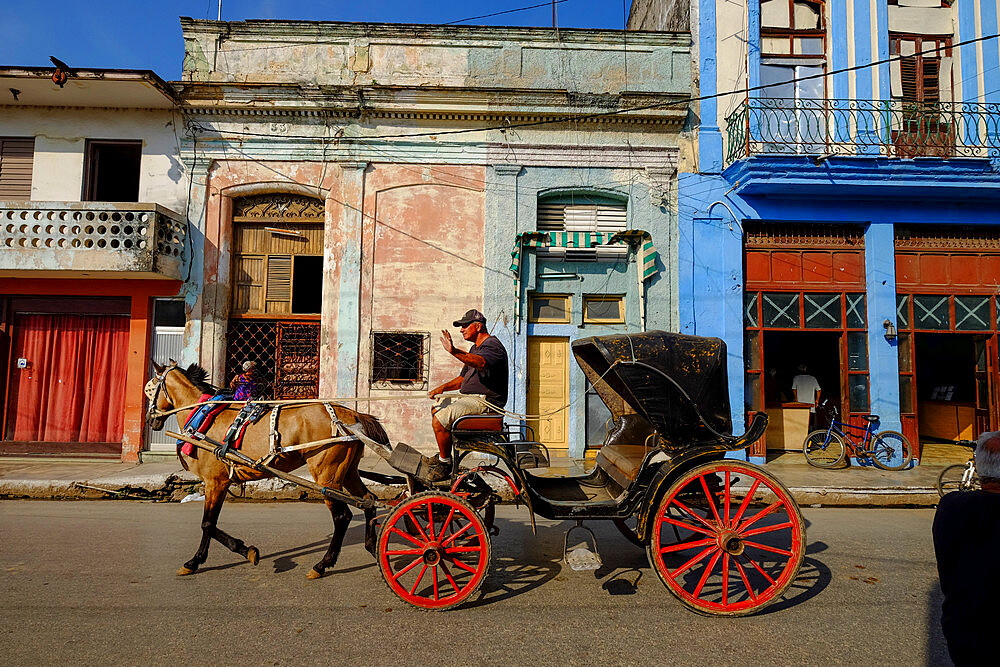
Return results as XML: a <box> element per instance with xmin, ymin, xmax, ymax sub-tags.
<box><xmin>0</xmin><ymin>138</ymin><xmax>34</xmax><ymax>199</ymax></box>
<box><xmin>922</xmin><ymin>58</ymin><xmax>940</xmax><ymax>103</ymax></box>
<box><xmin>265</xmin><ymin>255</ymin><xmax>292</xmax><ymax>314</ymax></box>
<box><xmin>900</xmin><ymin>56</ymin><xmax>918</xmax><ymax>102</ymax></box>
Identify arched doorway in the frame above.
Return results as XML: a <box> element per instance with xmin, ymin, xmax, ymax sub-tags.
<box><xmin>226</xmin><ymin>193</ymin><xmax>324</xmax><ymax>399</ymax></box>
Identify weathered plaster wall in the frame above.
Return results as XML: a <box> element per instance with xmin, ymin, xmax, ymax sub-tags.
<box><xmin>358</xmin><ymin>164</ymin><xmax>487</xmax><ymax>446</ymax></box>
<box><xmin>1</xmin><ymin>107</ymin><xmax>186</xmax><ymax>213</ymax></box>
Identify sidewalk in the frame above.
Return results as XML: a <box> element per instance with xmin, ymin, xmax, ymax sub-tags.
<box><xmin>0</xmin><ymin>451</ymin><xmax>951</xmax><ymax>507</ymax></box>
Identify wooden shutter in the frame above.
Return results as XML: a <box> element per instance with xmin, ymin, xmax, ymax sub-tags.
<box><xmin>0</xmin><ymin>138</ymin><xmax>34</xmax><ymax>199</ymax></box>
<box><xmin>536</xmin><ymin>203</ymin><xmax>565</xmax><ymax>231</ymax></box>
<box><xmin>265</xmin><ymin>255</ymin><xmax>292</xmax><ymax>314</ymax></box>
<box><xmin>922</xmin><ymin>58</ymin><xmax>940</xmax><ymax>103</ymax></box>
<box><xmin>900</xmin><ymin>56</ymin><xmax>918</xmax><ymax>102</ymax></box>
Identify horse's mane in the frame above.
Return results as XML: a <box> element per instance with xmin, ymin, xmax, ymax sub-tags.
<box><xmin>183</xmin><ymin>364</ymin><xmax>218</xmax><ymax>394</ymax></box>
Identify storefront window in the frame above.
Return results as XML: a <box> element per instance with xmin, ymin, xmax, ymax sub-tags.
<box><xmin>955</xmin><ymin>295</ymin><xmax>991</xmax><ymax>331</ymax></box>
<box><xmin>846</xmin><ymin>293</ymin><xmax>866</xmax><ymax>329</ymax></box>
<box><xmin>744</xmin><ymin>292</ymin><xmax>759</xmax><ymax>327</ymax></box>
<box><xmin>897</xmin><ymin>332</ymin><xmax>912</xmax><ymax>373</ymax></box>
<box><xmin>912</xmin><ymin>294</ymin><xmax>949</xmax><ymax>330</ymax></box>
<box><xmin>804</xmin><ymin>293</ymin><xmax>841</xmax><ymax>328</ymax></box>
<box><xmin>896</xmin><ymin>294</ymin><xmax>909</xmax><ymax>328</ymax></box>
<box><xmin>849</xmin><ymin>375</ymin><xmax>870</xmax><ymax>412</ymax></box>
<box><xmin>899</xmin><ymin>375</ymin><xmax>913</xmax><ymax>413</ymax></box>
<box><xmin>762</xmin><ymin>292</ymin><xmax>800</xmax><ymax>327</ymax></box>
<box><xmin>847</xmin><ymin>332</ymin><xmax>868</xmax><ymax>371</ymax></box>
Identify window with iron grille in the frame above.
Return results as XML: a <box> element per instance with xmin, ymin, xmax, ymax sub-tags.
<box><xmin>371</xmin><ymin>331</ymin><xmax>429</xmax><ymax>387</ymax></box>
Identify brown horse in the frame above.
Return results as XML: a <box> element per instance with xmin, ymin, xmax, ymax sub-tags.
<box><xmin>145</xmin><ymin>360</ymin><xmax>388</xmax><ymax>579</ymax></box>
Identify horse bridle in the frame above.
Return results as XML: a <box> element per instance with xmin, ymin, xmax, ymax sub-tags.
<box><xmin>144</xmin><ymin>362</ymin><xmax>178</xmax><ymax>424</ymax></box>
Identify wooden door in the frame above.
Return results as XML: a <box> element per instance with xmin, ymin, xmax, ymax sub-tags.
<box><xmin>974</xmin><ymin>335</ymin><xmax>997</xmax><ymax>436</ymax></box>
<box><xmin>527</xmin><ymin>336</ymin><xmax>569</xmax><ymax>451</ymax></box>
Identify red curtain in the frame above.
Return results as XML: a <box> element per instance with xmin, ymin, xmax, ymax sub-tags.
<box><xmin>9</xmin><ymin>313</ymin><xmax>129</xmax><ymax>443</ymax></box>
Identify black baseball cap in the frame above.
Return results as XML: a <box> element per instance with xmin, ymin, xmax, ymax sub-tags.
<box><xmin>453</xmin><ymin>309</ymin><xmax>487</xmax><ymax>327</ymax></box>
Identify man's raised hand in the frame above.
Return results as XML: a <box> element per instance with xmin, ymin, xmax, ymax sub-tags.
<box><xmin>440</xmin><ymin>329</ymin><xmax>455</xmax><ymax>354</ymax></box>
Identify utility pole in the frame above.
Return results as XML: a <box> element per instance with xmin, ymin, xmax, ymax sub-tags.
<box><xmin>218</xmin><ymin>0</ymin><xmax>222</xmax><ymax>21</ymax></box>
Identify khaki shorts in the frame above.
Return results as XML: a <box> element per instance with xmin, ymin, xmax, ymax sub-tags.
<box><xmin>432</xmin><ymin>395</ymin><xmax>487</xmax><ymax>429</ymax></box>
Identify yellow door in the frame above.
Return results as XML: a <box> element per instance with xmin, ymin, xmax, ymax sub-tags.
<box><xmin>527</xmin><ymin>336</ymin><xmax>569</xmax><ymax>451</ymax></box>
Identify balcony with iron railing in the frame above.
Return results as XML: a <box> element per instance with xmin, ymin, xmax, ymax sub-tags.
<box><xmin>725</xmin><ymin>98</ymin><xmax>1000</xmax><ymax>163</ymax></box>
<box><xmin>0</xmin><ymin>202</ymin><xmax>186</xmax><ymax>280</ymax></box>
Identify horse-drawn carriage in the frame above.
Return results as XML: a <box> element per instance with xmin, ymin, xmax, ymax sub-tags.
<box><xmin>148</xmin><ymin>331</ymin><xmax>805</xmax><ymax>616</ymax></box>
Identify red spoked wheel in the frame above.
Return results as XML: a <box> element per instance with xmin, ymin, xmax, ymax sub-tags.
<box><xmin>377</xmin><ymin>491</ymin><xmax>491</xmax><ymax>611</ymax></box>
<box><xmin>646</xmin><ymin>461</ymin><xmax>805</xmax><ymax>616</ymax></box>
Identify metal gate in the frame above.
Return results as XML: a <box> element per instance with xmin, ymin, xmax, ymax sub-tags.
<box><xmin>225</xmin><ymin>320</ymin><xmax>320</xmax><ymax>399</ymax></box>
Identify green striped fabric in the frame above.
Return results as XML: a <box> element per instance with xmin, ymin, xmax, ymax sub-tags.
<box><xmin>509</xmin><ymin>230</ymin><xmax>659</xmax><ymax>280</ymax></box>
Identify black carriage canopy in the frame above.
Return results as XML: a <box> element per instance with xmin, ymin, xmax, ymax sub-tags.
<box><xmin>572</xmin><ymin>331</ymin><xmax>734</xmax><ymax>448</ymax></box>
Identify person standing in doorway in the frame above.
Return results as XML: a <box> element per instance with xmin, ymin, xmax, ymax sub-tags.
<box><xmin>230</xmin><ymin>360</ymin><xmax>261</xmax><ymax>401</ymax></box>
<box><xmin>791</xmin><ymin>363</ymin><xmax>821</xmax><ymax>429</ymax></box>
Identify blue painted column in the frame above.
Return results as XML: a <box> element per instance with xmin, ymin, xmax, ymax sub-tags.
<box><xmin>322</xmin><ymin>161</ymin><xmax>367</xmax><ymax>398</ymax></box>
<box><xmin>864</xmin><ymin>222</ymin><xmax>902</xmax><ymax>433</ymax></box>
<box><xmin>698</xmin><ymin>0</ymin><xmax>723</xmax><ymax>173</ymax></box>
<box><xmin>484</xmin><ymin>164</ymin><xmax>522</xmax><ymax>421</ymax></box>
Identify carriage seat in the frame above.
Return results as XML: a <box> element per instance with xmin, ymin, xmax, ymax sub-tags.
<box><xmin>451</xmin><ymin>414</ymin><xmax>505</xmax><ymax>432</ymax></box>
<box><xmin>596</xmin><ymin>445</ymin><xmax>652</xmax><ymax>488</ymax></box>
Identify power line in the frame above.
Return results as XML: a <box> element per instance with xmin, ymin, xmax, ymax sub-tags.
<box><xmin>188</xmin><ymin>32</ymin><xmax>999</xmax><ymax>142</ymax></box>
<box><xmin>445</xmin><ymin>0</ymin><xmax>570</xmax><ymax>25</ymax></box>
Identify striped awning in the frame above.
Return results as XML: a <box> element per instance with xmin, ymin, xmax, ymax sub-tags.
<box><xmin>509</xmin><ymin>230</ymin><xmax>659</xmax><ymax>281</ymax></box>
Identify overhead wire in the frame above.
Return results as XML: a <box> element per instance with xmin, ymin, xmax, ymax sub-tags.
<box><xmin>188</xmin><ymin>32</ymin><xmax>999</xmax><ymax>143</ymax></box>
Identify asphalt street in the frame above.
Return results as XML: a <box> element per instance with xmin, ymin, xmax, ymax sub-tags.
<box><xmin>0</xmin><ymin>501</ymin><xmax>949</xmax><ymax>666</ymax></box>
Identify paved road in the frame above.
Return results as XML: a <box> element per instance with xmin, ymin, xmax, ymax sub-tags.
<box><xmin>0</xmin><ymin>501</ymin><xmax>949</xmax><ymax>666</ymax></box>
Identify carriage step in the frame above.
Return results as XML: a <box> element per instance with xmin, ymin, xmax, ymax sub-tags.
<box><xmin>388</xmin><ymin>441</ymin><xmax>441</xmax><ymax>481</ymax></box>
<box><xmin>563</xmin><ymin>521</ymin><xmax>602</xmax><ymax>571</ymax></box>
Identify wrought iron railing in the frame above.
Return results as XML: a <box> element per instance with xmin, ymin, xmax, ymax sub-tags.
<box><xmin>725</xmin><ymin>98</ymin><xmax>1000</xmax><ymax>162</ymax></box>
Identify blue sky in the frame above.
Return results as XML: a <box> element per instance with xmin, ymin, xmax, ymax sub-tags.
<box><xmin>0</xmin><ymin>1</ymin><xmax>630</xmax><ymax>80</ymax></box>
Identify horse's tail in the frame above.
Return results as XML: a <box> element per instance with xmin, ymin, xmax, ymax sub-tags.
<box><xmin>356</xmin><ymin>412</ymin><xmax>389</xmax><ymax>446</ymax></box>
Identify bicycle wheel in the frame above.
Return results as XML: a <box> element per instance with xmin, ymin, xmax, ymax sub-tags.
<box><xmin>869</xmin><ymin>430</ymin><xmax>913</xmax><ymax>471</ymax></box>
<box><xmin>803</xmin><ymin>430</ymin><xmax>846</xmax><ymax>468</ymax></box>
<box><xmin>936</xmin><ymin>463</ymin><xmax>979</xmax><ymax>497</ymax></box>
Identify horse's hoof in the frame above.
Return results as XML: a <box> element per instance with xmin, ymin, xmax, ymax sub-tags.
<box><xmin>176</xmin><ymin>566</ymin><xmax>196</xmax><ymax>576</ymax></box>
<box><xmin>246</xmin><ymin>546</ymin><xmax>260</xmax><ymax>566</ymax></box>
<box><xmin>306</xmin><ymin>568</ymin><xmax>324</xmax><ymax>580</ymax></box>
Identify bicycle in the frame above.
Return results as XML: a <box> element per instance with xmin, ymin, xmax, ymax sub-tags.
<box><xmin>936</xmin><ymin>441</ymin><xmax>980</xmax><ymax>497</ymax></box>
<box><xmin>802</xmin><ymin>407</ymin><xmax>913</xmax><ymax>470</ymax></box>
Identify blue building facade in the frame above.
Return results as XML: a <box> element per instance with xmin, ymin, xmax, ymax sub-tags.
<box><xmin>633</xmin><ymin>0</ymin><xmax>1000</xmax><ymax>463</ymax></box>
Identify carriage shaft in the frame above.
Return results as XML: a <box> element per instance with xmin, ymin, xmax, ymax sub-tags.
<box><xmin>166</xmin><ymin>430</ymin><xmax>378</xmax><ymax>510</ymax></box>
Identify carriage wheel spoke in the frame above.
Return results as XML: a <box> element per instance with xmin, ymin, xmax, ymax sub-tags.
<box><xmin>405</xmin><ymin>509</ymin><xmax>431</xmax><ymax>542</ymax></box>
<box><xmin>729</xmin><ymin>479</ymin><xmax>761</xmax><ymax>529</ymax></box>
<box><xmin>733</xmin><ymin>557</ymin><xmax>758</xmax><ymax>601</ymax></box>
<box><xmin>742</xmin><ymin>540</ymin><xmax>793</xmax><ymax>557</ymax></box>
<box><xmin>440</xmin><ymin>561</ymin><xmax>461</xmax><ymax>596</ymax></box>
<box><xmin>438</xmin><ymin>508</ymin><xmax>457</xmax><ymax>541</ymax></box>
<box><xmin>390</xmin><ymin>526</ymin><xmax>425</xmax><ymax>548</ymax></box>
<box><xmin>409</xmin><ymin>563</ymin><xmax>428</xmax><ymax>595</ymax></box>
<box><xmin>658</xmin><ymin>537</ymin><xmax>715</xmax><ymax>555</ymax></box>
<box><xmin>671</xmin><ymin>498</ymin><xmax>718</xmax><ymax>531</ymax></box>
<box><xmin>724</xmin><ymin>472</ymin><xmax>731</xmax><ymax>528</ymax></box>
<box><xmin>441</xmin><ymin>521</ymin><xmax>474</xmax><ymax>546</ymax></box>
<box><xmin>737</xmin><ymin>500</ymin><xmax>783</xmax><ymax>533</ymax></box>
<box><xmin>450</xmin><ymin>557</ymin><xmax>477</xmax><ymax>574</ymax></box>
<box><xmin>741</xmin><ymin>521</ymin><xmax>793</xmax><ymax>538</ymax></box>
<box><xmin>432</xmin><ymin>562</ymin><xmax>439</xmax><ymax>601</ymax></box>
<box><xmin>445</xmin><ymin>545</ymin><xmax>482</xmax><ymax>553</ymax></box>
<box><xmin>660</xmin><ymin>516</ymin><xmax>716</xmax><ymax>537</ymax></box>
<box><xmin>668</xmin><ymin>545</ymin><xmax>717</xmax><ymax>579</ymax></box>
<box><xmin>384</xmin><ymin>548</ymin><xmax>423</xmax><ymax>556</ymax></box>
<box><xmin>722</xmin><ymin>553</ymin><xmax>730</xmax><ymax>607</ymax></box>
<box><xmin>427</xmin><ymin>503</ymin><xmax>435</xmax><ymax>540</ymax></box>
<box><xmin>390</xmin><ymin>556</ymin><xmax>423</xmax><ymax>582</ymax></box>
<box><xmin>742</xmin><ymin>553</ymin><xmax>777</xmax><ymax>586</ymax></box>
<box><xmin>692</xmin><ymin>550</ymin><xmax>723</xmax><ymax>598</ymax></box>
<box><xmin>700</xmin><ymin>476</ymin><xmax>723</xmax><ymax>525</ymax></box>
